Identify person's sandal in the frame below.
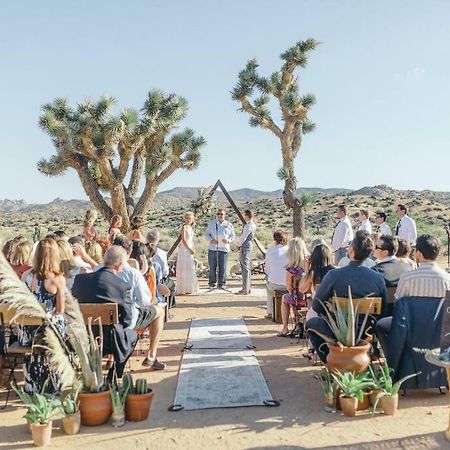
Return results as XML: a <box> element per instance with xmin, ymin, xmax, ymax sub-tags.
<box><xmin>142</xmin><ymin>358</ymin><xmax>166</xmax><ymax>370</ymax></box>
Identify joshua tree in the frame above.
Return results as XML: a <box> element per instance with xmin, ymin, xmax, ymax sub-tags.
<box><xmin>38</xmin><ymin>91</ymin><xmax>206</xmax><ymax>231</ymax></box>
<box><xmin>232</xmin><ymin>39</ymin><xmax>318</xmax><ymax>237</ymax></box>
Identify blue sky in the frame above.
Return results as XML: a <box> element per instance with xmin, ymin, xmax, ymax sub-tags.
<box><xmin>1</xmin><ymin>1</ymin><xmax>450</xmax><ymax>202</ymax></box>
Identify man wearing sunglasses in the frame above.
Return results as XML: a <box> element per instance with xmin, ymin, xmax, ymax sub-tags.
<box><xmin>205</xmin><ymin>209</ymin><xmax>236</xmax><ymax>288</ymax></box>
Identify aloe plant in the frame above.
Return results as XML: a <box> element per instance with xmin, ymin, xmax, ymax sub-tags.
<box><xmin>314</xmin><ymin>369</ymin><xmax>335</xmax><ymax>397</ymax></box>
<box><xmin>331</xmin><ymin>370</ymin><xmax>376</xmax><ymax>402</ymax></box>
<box><xmin>68</xmin><ymin>317</ymin><xmax>105</xmax><ymax>393</ymax></box>
<box><xmin>62</xmin><ymin>384</ymin><xmax>81</xmax><ymax>414</ymax></box>
<box><xmin>110</xmin><ymin>383</ymin><xmax>129</xmax><ymax>414</ymax></box>
<box><xmin>315</xmin><ymin>286</ymin><xmax>372</xmax><ymax>347</ymax></box>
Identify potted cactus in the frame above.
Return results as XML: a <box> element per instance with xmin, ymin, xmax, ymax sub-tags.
<box><xmin>110</xmin><ymin>382</ymin><xmax>129</xmax><ymax>427</ymax></box>
<box><xmin>331</xmin><ymin>370</ymin><xmax>375</xmax><ymax>417</ymax></box>
<box><xmin>314</xmin><ymin>368</ymin><xmax>336</xmax><ymax>410</ymax></box>
<box><xmin>13</xmin><ymin>384</ymin><xmax>62</xmax><ymax>447</ymax></box>
<box><xmin>69</xmin><ymin>318</ymin><xmax>112</xmax><ymax>426</ymax></box>
<box><xmin>123</xmin><ymin>374</ymin><xmax>154</xmax><ymax>422</ymax></box>
<box><xmin>371</xmin><ymin>362</ymin><xmax>420</xmax><ymax>415</ymax></box>
<box><xmin>62</xmin><ymin>384</ymin><xmax>81</xmax><ymax>435</ymax></box>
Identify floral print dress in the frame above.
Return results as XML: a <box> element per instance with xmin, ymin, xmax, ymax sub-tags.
<box><xmin>19</xmin><ymin>279</ymin><xmax>65</xmax><ymax>394</ymax></box>
<box><xmin>282</xmin><ymin>266</ymin><xmax>306</xmax><ymax>307</ymax></box>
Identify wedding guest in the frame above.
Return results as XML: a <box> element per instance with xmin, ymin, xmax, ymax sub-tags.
<box><xmin>176</xmin><ymin>211</ymin><xmax>198</xmax><ymax>295</ymax></box>
<box><xmin>21</xmin><ymin>238</ymin><xmax>66</xmax><ymax>393</ymax></box>
<box><xmin>395</xmin><ymin>204</ymin><xmax>417</xmax><ymax>246</ymax></box>
<box><xmin>57</xmin><ymin>239</ymin><xmax>90</xmax><ymax>289</ymax></box>
<box><xmin>278</xmin><ymin>237</ymin><xmax>309</xmax><ymax>337</ymax></box>
<box><xmin>331</xmin><ymin>205</ymin><xmax>354</xmax><ymax>264</ymax></box>
<box><xmin>358</xmin><ymin>209</ymin><xmax>372</xmax><ymax>234</ymax></box>
<box><xmin>374</xmin><ymin>211</ymin><xmax>392</xmax><ymax>237</ymax></box>
<box><xmin>204</xmin><ymin>209</ymin><xmax>235</xmax><ymax>289</ymax></box>
<box><xmin>236</xmin><ymin>210</ymin><xmax>257</xmax><ymax>295</ymax></box>
<box><xmin>85</xmin><ymin>240</ymin><xmax>104</xmax><ymax>265</ymax></box>
<box><xmin>108</xmin><ymin>215</ymin><xmax>123</xmax><ymax>242</ymax></box>
<box><xmin>83</xmin><ymin>209</ymin><xmax>98</xmax><ymax>241</ymax></box>
<box><xmin>396</xmin><ymin>239</ymin><xmax>417</xmax><ymax>270</ymax></box>
<box><xmin>128</xmin><ymin>216</ymin><xmax>145</xmax><ymax>242</ymax></box>
<box><xmin>264</xmin><ymin>231</ymin><xmax>289</xmax><ymax>320</ymax></box>
<box><xmin>9</xmin><ymin>239</ymin><xmax>33</xmax><ymax>278</ymax></box>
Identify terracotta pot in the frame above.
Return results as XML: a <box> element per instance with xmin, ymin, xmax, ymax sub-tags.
<box><xmin>31</xmin><ymin>421</ymin><xmax>52</xmax><ymax>447</ymax></box>
<box><xmin>357</xmin><ymin>392</ymin><xmax>370</xmax><ymax>411</ymax></box>
<box><xmin>125</xmin><ymin>389</ymin><xmax>154</xmax><ymax>422</ymax></box>
<box><xmin>326</xmin><ymin>343</ymin><xmax>371</xmax><ymax>374</ymax></box>
<box><xmin>324</xmin><ymin>393</ymin><xmax>335</xmax><ymax>409</ymax></box>
<box><xmin>111</xmin><ymin>412</ymin><xmax>125</xmax><ymax>428</ymax></box>
<box><xmin>79</xmin><ymin>390</ymin><xmax>112</xmax><ymax>426</ymax></box>
<box><xmin>339</xmin><ymin>396</ymin><xmax>358</xmax><ymax>417</ymax></box>
<box><xmin>369</xmin><ymin>389</ymin><xmax>382</xmax><ymax>409</ymax></box>
<box><xmin>26</xmin><ymin>420</ymin><xmax>32</xmax><ymax>434</ymax></box>
<box><xmin>62</xmin><ymin>411</ymin><xmax>81</xmax><ymax>435</ymax></box>
<box><xmin>380</xmin><ymin>393</ymin><xmax>398</xmax><ymax>415</ymax></box>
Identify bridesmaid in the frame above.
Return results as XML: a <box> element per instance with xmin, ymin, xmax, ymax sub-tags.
<box><xmin>176</xmin><ymin>211</ymin><xmax>198</xmax><ymax>295</ymax></box>
<box><xmin>83</xmin><ymin>209</ymin><xmax>97</xmax><ymax>241</ymax></box>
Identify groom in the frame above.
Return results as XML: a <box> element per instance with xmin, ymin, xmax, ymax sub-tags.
<box><xmin>204</xmin><ymin>209</ymin><xmax>235</xmax><ymax>288</ymax></box>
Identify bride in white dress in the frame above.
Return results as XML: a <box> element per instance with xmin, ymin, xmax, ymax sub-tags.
<box><xmin>176</xmin><ymin>211</ymin><xmax>198</xmax><ymax>295</ymax></box>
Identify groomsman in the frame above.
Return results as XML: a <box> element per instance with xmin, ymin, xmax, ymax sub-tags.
<box><xmin>236</xmin><ymin>210</ymin><xmax>257</xmax><ymax>295</ymax></box>
<box><xmin>358</xmin><ymin>209</ymin><xmax>372</xmax><ymax>234</ymax></box>
<box><xmin>331</xmin><ymin>205</ymin><xmax>354</xmax><ymax>264</ymax></box>
<box><xmin>395</xmin><ymin>204</ymin><xmax>417</xmax><ymax>246</ymax></box>
<box><xmin>374</xmin><ymin>211</ymin><xmax>392</xmax><ymax>237</ymax></box>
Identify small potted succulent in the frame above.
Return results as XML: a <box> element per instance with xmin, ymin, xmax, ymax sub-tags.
<box><xmin>14</xmin><ymin>385</ymin><xmax>62</xmax><ymax>447</ymax></box>
<box><xmin>62</xmin><ymin>384</ymin><xmax>81</xmax><ymax>435</ymax></box>
<box><xmin>331</xmin><ymin>370</ymin><xmax>375</xmax><ymax>417</ymax></box>
<box><xmin>314</xmin><ymin>368</ymin><xmax>336</xmax><ymax>410</ymax></box>
<box><xmin>123</xmin><ymin>374</ymin><xmax>154</xmax><ymax>422</ymax></box>
<box><xmin>371</xmin><ymin>362</ymin><xmax>420</xmax><ymax>415</ymax></box>
<box><xmin>110</xmin><ymin>382</ymin><xmax>129</xmax><ymax>427</ymax></box>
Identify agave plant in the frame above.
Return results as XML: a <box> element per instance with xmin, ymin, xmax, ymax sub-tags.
<box><xmin>313</xmin><ymin>286</ymin><xmax>373</xmax><ymax>348</ymax></box>
<box><xmin>68</xmin><ymin>317</ymin><xmax>105</xmax><ymax>393</ymax></box>
<box><xmin>314</xmin><ymin>368</ymin><xmax>335</xmax><ymax>397</ymax></box>
<box><xmin>331</xmin><ymin>370</ymin><xmax>376</xmax><ymax>402</ymax></box>
<box><xmin>110</xmin><ymin>382</ymin><xmax>129</xmax><ymax>414</ymax></box>
<box><xmin>62</xmin><ymin>383</ymin><xmax>81</xmax><ymax>414</ymax></box>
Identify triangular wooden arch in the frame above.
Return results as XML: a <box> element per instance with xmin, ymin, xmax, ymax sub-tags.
<box><xmin>167</xmin><ymin>179</ymin><xmax>266</xmax><ymax>258</ymax></box>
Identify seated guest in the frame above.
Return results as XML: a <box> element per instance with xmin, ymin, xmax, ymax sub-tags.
<box><xmin>112</xmin><ymin>236</ymin><xmax>166</xmax><ymax>369</ymax></box>
<box><xmin>372</xmin><ymin>235</ymin><xmax>413</xmax><ymax>287</ymax></box>
<box><xmin>68</xmin><ymin>236</ymin><xmax>93</xmax><ymax>270</ymax></box>
<box><xmin>278</xmin><ymin>237</ymin><xmax>309</xmax><ymax>337</ymax></box>
<box><xmin>57</xmin><ymin>240</ymin><xmax>90</xmax><ymax>289</ymax></box>
<box><xmin>299</xmin><ymin>243</ymin><xmax>335</xmax><ymax>321</ymax></box>
<box><xmin>9</xmin><ymin>239</ymin><xmax>33</xmax><ymax>278</ymax></box>
<box><xmin>85</xmin><ymin>240</ymin><xmax>104</xmax><ymax>265</ymax></box>
<box><xmin>306</xmin><ymin>230</ymin><xmax>386</xmax><ymax>363</ymax></box>
<box><xmin>338</xmin><ymin>254</ymin><xmax>376</xmax><ymax>269</ymax></box>
<box><xmin>264</xmin><ymin>230</ymin><xmax>289</xmax><ymax>320</ymax></box>
<box><xmin>357</xmin><ymin>209</ymin><xmax>372</xmax><ymax>234</ymax></box>
<box><xmin>374</xmin><ymin>211</ymin><xmax>392</xmax><ymax>237</ymax></box>
<box><xmin>130</xmin><ymin>240</ymin><xmax>149</xmax><ymax>276</ymax></box>
<box><xmin>376</xmin><ymin>234</ymin><xmax>450</xmax><ymax>356</ymax></box>
<box><xmin>72</xmin><ymin>246</ymin><xmax>137</xmax><ymax>378</ymax></box>
<box><xmin>147</xmin><ymin>229</ymin><xmax>175</xmax><ymax>308</ymax></box>
<box><xmin>396</xmin><ymin>239</ymin><xmax>417</xmax><ymax>270</ymax></box>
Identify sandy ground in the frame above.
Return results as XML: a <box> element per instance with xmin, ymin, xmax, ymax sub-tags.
<box><xmin>1</xmin><ymin>277</ymin><xmax>450</xmax><ymax>450</ymax></box>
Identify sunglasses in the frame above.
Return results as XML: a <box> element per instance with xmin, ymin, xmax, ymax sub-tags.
<box><xmin>375</xmin><ymin>245</ymin><xmax>385</xmax><ymax>250</ymax></box>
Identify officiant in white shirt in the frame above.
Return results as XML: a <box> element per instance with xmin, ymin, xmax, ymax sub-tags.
<box><xmin>395</xmin><ymin>204</ymin><xmax>417</xmax><ymax>246</ymax></box>
<box><xmin>204</xmin><ymin>209</ymin><xmax>236</xmax><ymax>288</ymax></box>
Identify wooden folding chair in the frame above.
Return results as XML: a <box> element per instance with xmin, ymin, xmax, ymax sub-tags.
<box><xmin>0</xmin><ymin>304</ymin><xmax>44</xmax><ymax>409</ymax></box>
<box><xmin>332</xmin><ymin>296</ymin><xmax>383</xmax><ymax>316</ymax></box>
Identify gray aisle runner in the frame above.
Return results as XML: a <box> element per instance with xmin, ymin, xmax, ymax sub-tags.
<box><xmin>172</xmin><ymin>318</ymin><xmax>275</xmax><ymax>410</ymax></box>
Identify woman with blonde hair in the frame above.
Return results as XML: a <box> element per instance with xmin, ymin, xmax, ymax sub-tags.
<box><xmin>108</xmin><ymin>215</ymin><xmax>123</xmax><ymax>241</ymax></box>
<box><xmin>9</xmin><ymin>239</ymin><xmax>33</xmax><ymax>277</ymax></box>
<box><xmin>20</xmin><ymin>238</ymin><xmax>66</xmax><ymax>393</ymax></box>
<box><xmin>56</xmin><ymin>240</ymin><xmax>89</xmax><ymax>289</ymax></box>
<box><xmin>176</xmin><ymin>211</ymin><xmax>198</xmax><ymax>295</ymax></box>
<box><xmin>83</xmin><ymin>209</ymin><xmax>98</xmax><ymax>241</ymax></box>
<box><xmin>278</xmin><ymin>237</ymin><xmax>310</xmax><ymax>337</ymax></box>
<box><xmin>85</xmin><ymin>240</ymin><xmax>104</xmax><ymax>265</ymax></box>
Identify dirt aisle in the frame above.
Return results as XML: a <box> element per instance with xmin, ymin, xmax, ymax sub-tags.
<box><xmin>1</xmin><ymin>282</ymin><xmax>449</xmax><ymax>449</ymax></box>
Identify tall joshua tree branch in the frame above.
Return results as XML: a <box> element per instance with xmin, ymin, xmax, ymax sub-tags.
<box><xmin>232</xmin><ymin>39</ymin><xmax>319</xmax><ymax>237</ymax></box>
<box><xmin>38</xmin><ymin>90</ymin><xmax>206</xmax><ymax>231</ymax></box>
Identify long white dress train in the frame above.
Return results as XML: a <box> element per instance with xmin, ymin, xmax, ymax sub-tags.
<box><xmin>176</xmin><ymin>225</ymin><xmax>198</xmax><ymax>295</ymax></box>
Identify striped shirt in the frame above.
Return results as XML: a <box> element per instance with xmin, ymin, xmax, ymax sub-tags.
<box><xmin>395</xmin><ymin>262</ymin><xmax>450</xmax><ymax>299</ymax></box>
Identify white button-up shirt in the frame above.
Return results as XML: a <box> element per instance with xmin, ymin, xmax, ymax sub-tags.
<box><xmin>377</xmin><ymin>222</ymin><xmax>392</xmax><ymax>236</ymax></box>
<box><xmin>205</xmin><ymin>219</ymin><xmax>235</xmax><ymax>253</ymax></box>
<box><xmin>331</xmin><ymin>216</ymin><xmax>354</xmax><ymax>252</ymax></box>
<box><xmin>265</xmin><ymin>244</ymin><xmax>288</xmax><ymax>286</ymax></box>
<box><xmin>395</xmin><ymin>215</ymin><xmax>417</xmax><ymax>245</ymax></box>
<box><xmin>238</xmin><ymin>219</ymin><xmax>256</xmax><ymax>248</ymax></box>
<box><xmin>358</xmin><ymin>219</ymin><xmax>372</xmax><ymax>234</ymax></box>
